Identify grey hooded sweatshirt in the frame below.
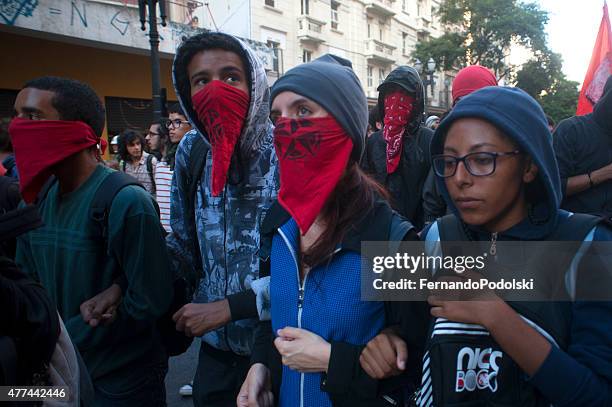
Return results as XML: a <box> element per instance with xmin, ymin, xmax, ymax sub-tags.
<box><xmin>166</xmin><ymin>32</ymin><xmax>278</xmax><ymax>355</ymax></box>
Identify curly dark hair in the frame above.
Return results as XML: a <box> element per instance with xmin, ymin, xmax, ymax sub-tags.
<box><xmin>23</xmin><ymin>76</ymin><xmax>106</xmax><ymax>137</ymax></box>
<box><xmin>118</xmin><ymin>129</ymin><xmax>145</xmax><ymax>163</ymax></box>
<box><xmin>173</xmin><ymin>32</ymin><xmax>252</xmax><ymax>129</ymax></box>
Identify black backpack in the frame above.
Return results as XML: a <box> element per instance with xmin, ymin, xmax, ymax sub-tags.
<box><xmin>418</xmin><ymin>213</ymin><xmax>602</xmax><ymax>407</ymax></box>
<box><xmin>34</xmin><ymin>172</ymin><xmax>205</xmax><ymax>358</ymax></box>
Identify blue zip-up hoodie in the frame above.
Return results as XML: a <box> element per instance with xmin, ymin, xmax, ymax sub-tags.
<box><xmin>422</xmin><ymin>86</ymin><xmax>612</xmax><ymax>406</ymax></box>
<box><xmin>270</xmin><ymin>218</ymin><xmax>385</xmax><ymax>407</ymax></box>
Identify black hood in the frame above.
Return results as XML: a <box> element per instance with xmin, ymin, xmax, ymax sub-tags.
<box><xmin>377</xmin><ymin>66</ymin><xmax>425</xmax><ymax>135</ymax></box>
<box><xmin>593</xmin><ymin>75</ymin><xmax>612</xmax><ymax>131</ymax></box>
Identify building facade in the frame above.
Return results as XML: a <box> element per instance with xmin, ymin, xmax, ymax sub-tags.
<box><xmin>0</xmin><ymin>0</ymin><xmax>274</xmax><ymax>143</ymax></box>
<box><xmin>203</xmin><ymin>0</ymin><xmax>452</xmax><ymax>110</ymax></box>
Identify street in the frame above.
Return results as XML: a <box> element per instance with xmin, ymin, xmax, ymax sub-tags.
<box><xmin>166</xmin><ymin>340</ymin><xmax>198</xmax><ymax>407</ymax></box>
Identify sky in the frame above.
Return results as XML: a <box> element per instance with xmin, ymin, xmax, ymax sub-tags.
<box><xmin>539</xmin><ymin>0</ymin><xmax>607</xmax><ymax>85</ymax></box>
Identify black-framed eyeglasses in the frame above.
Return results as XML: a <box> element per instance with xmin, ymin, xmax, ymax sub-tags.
<box><xmin>147</xmin><ymin>131</ymin><xmax>160</xmax><ymax>137</ymax></box>
<box><xmin>432</xmin><ymin>150</ymin><xmax>521</xmax><ymax>178</ymax></box>
<box><xmin>165</xmin><ymin>119</ymin><xmax>190</xmax><ymax>129</ymax></box>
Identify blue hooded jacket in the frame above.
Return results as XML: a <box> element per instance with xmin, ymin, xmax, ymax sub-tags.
<box><xmin>422</xmin><ymin>86</ymin><xmax>612</xmax><ymax>406</ymax></box>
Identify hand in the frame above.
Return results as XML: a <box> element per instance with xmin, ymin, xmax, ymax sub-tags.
<box><xmin>274</xmin><ymin>327</ymin><xmax>331</xmax><ymax>373</ymax></box>
<box><xmin>428</xmin><ymin>271</ymin><xmax>504</xmax><ymax>327</ymax></box>
<box><xmin>237</xmin><ymin>363</ymin><xmax>273</xmax><ymax>407</ymax></box>
<box><xmin>80</xmin><ymin>284</ymin><xmax>122</xmax><ymax>327</ymax></box>
<box><xmin>172</xmin><ymin>299</ymin><xmax>231</xmax><ymax>337</ymax></box>
<box><xmin>360</xmin><ymin>329</ymin><xmax>408</xmax><ymax>379</ymax></box>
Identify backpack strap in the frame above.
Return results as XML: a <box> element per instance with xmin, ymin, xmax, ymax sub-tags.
<box><xmin>89</xmin><ymin>171</ymin><xmax>157</xmax><ymax>244</ymax></box>
<box><xmin>146</xmin><ymin>154</ymin><xmax>156</xmax><ymax>195</ymax></box>
<box><xmin>183</xmin><ymin>135</ymin><xmax>210</xmax><ymax>272</ymax></box>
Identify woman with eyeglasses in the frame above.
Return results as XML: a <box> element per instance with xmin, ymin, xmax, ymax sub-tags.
<box><xmin>360</xmin><ymin>86</ymin><xmax>612</xmax><ymax>406</ymax></box>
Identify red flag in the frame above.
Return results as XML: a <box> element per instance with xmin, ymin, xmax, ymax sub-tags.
<box><xmin>577</xmin><ymin>1</ymin><xmax>612</xmax><ymax>115</ymax></box>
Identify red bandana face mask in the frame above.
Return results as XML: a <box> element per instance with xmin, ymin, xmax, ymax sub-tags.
<box><xmin>274</xmin><ymin>117</ymin><xmax>353</xmax><ymax>234</ymax></box>
<box><xmin>9</xmin><ymin>117</ymin><xmax>105</xmax><ymax>204</ymax></box>
<box><xmin>383</xmin><ymin>91</ymin><xmax>415</xmax><ymax>174</ymax></box>
<box><xmin>192</xmin><ymin>80</ymin><xmax>250</xmax><ymax>196</ymax></box>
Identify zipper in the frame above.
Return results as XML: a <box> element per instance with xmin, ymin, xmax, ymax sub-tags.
<box><xmin>277</xmin><ymin>228</ymin><xmax>306</xmax><ymax>407</ymax></box>
<box><xmin>490</xmin><ymin>232</ymin><xmax>498</xmax><ymax>256</ymax></box>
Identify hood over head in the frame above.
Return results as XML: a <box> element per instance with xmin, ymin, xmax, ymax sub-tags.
<box><xmin>270</xmin><ymin>54</ymin><xmax>368</xmax><ymax>161</ymax></box>
<box><xmin>451</xmin><ymin>65</ymin><xmax>498</xmax><ymax>103</ymax></box>
<box><xmin>377</xmin><ymin>66</ymin><xmax>425</xmax><ymax>135</ymax></box>
<box><xmin>431</xmin><ymin>86</ymin><xmax>561</xmax><ymax>239</ymax></box>
<box><xmin>593</xmin><ymin>75</ymin><xmax>612</xmax><ymax>131</ymax></box>
<box><xmin>172</xmin><ymin>31</ymin><xmax>272</xmax><ymax>158</ymax></box>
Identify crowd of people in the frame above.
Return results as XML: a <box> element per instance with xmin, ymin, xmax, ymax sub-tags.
<box><xmin>1</xmin><ymin>30</ymin><xmax>611</xmax><ymax>407</ymax></box>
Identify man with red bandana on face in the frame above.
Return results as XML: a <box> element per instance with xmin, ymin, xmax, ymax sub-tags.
<box><xmin>11</xmin><ymin>76</ymin><xmax>173</xmax><ymax>406</ymax></box>
<box><xmin>362</xmin><ymin>66</ymin><xmax>433</xmax><ymax>230</ymax></box>
<box><xmin>166</xmin><ymin>32</ymin><xmax>278</xmax><ymax>406</ymax></box>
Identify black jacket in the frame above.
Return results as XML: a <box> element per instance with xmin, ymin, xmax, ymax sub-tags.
<box><xmin>1</xmin><ymin>257</ymin><xmax>60</xmax><ymax>387</ymax></box>
<box><xmin>250</xmin><ymin>199</ymin><xmax>430</xmax><ymax>407</ymax></box>
<box><xmin>362</xmin><ymin>66</ymin><xmax>433</xmax><ymax>230</ymax></box>
<box><xmin>554</xmin><ymin>76</ymin><xmax>612</xmax><ymax>216</ymax></box>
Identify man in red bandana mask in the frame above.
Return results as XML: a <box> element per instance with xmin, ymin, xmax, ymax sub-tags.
<box><xmin>362</xmin><ymin>66</ymin><xmax>433</xmax><ymax>230</ymax></box>
<box><xmin>167</xmin><ymin>32</ymin><xmax>279</xmax><ymax>406</ymax></box>
<box><xmin>11</xmin><ymin>76</ymin><xmax>173</xmax><ymax>406</ymax></box>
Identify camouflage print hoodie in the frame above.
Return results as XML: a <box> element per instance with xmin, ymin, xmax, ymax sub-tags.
<box><xmin>166</xmin><ymin>32</ymin><xmax>278</xmax><ymax>356</ymax></box>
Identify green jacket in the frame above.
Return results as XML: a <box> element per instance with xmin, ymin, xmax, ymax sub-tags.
<box><xmin>16</xmin><ymin>165</ymin><xmax>173</xmax><ymax>393</ymax></box>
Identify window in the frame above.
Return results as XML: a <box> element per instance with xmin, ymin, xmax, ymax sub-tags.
<box><xmin>379</xmin><ymin>68</ymin><xmax>386</xmax><ymax>85</ymax></box>
<box><xmin>331</xmin><ymin>1</ymin><xmax>339</xmax><ymax>30</ymax></box>
<box><xmin>402</xmin><ymin>32</ymin><xmax>408</xmax><ymax>55</ymax></box>
<box><xmin>367</xmin><ymin>66</ymin><xmax>373</xmax><ymax>88</ymax></box>
<box><xmin>367</xmin><ymin>22</ymin><xmax>371</xmax><ymax>38</ymax></box>
<box><xmin>301</xmin><ymin>0</ymin><xmax>309</xmax><ymax>15</ymax></box>
<box><xmin>265</xmin><ymin>0</ymin><xmax>275</xmax><ymax>6</ymax></box>
<box><xmin>402</xmin><ymin>0</ymin><xmax>407</xmax><ymax>12</ymax></box>
<box><xmin>303</xmin><ymin>49</ymin><xmax>312</xmax><ymax>62</ymax></box>
<box><xmin>417</xmin><ymin>0</ymin><xmax>422</xmax><ymax>16</ymax></box>
<box><xmin>267</xmin><ymin>40</ymin><xmax>281</xmax><ymax>72</ymax></box>
<box><xmin>379</xmin><ymin>27</ymin><xmax>383</xmax><ymax>41</ymax></box>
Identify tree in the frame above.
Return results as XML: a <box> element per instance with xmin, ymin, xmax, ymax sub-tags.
<box><xmin>539</xmin><ymin>78</ymin><xmax>580</xmax><ymax>124</ymax></box>
<box><xmin>413</xmin><ymin>0</ymin><xmax>549</xmax><ymax>78</ymax></box>
<box><xmin>514</xmin><ymin>51</ymin><xmax>563</xmax><ymax>99</ymax></box>
<box><xmin>514</xmin><ymin>50</ymin><xmax>579</xmax><ymax>123</ymax></box>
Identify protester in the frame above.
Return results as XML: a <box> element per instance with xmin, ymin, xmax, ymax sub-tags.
<box><xmin>167</xmin><ymin>32</ymin><xmax>278</xmax><ymax>406</ymax></box>
<box><xmin>553</xmin><ymin>75</ymin><xmax>612</xmax><ymax>218</ymax></box>
<box><xmin>422</xmin><ymin>65</ymin><xmax>498</xmax><ymax>224</ymax></box>
<box><xmin>450</xmin><ymin>64</ymin><xmax>498</xmax><ymax>106</ymax></box>
<box><xmin>367</xmin><ymin>105</ymin><xmax>382</xmax><ymax>137</ymax></box>
<box><xmin>105</xmin><ymin>135</ymin><xmax>121</xmax><ymax>170</ymax></box>
<box><xmin>236</xmin><ymin>54</ymin><xmax>427</xmax><ymax>407</ymax></box>
<box><xmin>149</xmin><ymin>119</ymin><xmax>175</xmax><ymax>232</ymax></box>
<box><xmin>361</xmin><ymin>86</ymin><xmax>612</xmax><ymax>407</ymax></box>
<box><xmin>0</xmin><ymin>117</ymin><xmax>17</xmax><ymax>178</ymax></box>
<box><xmin>425</xmin><ymin>115</ymin><xmax>440</xmax><ymax>130</ymax></box>
<box><xmin>11</xmin><ymin>76</ymin><xmax>173</xmax><ymax>406</ymax></box>
<box><xmin>166</xmin><ymin>103</ymin><xmax>192</xmax><ymax>145</ymax></box>
<box><xmin>362</xmin><ymin>66</ymin><xmax>433</xmax><ymax>229</ymax></box>
<box><xmin>118</xmin><ymin>129</ymin><xmax>157</xmax><ymax>196</ymax></box>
